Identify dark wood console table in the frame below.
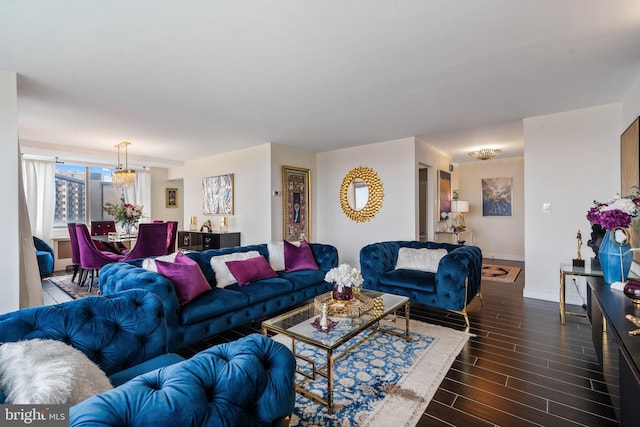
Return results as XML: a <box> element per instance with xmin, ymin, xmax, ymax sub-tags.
<box><xmin>177</xmin><ymin>231</ymin><xmax>240</xmax><ymax>251</ymax></box>
<box><xmin>587</xmin><ymin>277</ymin><xmax>640</xmax><ymax>425</ymax></box>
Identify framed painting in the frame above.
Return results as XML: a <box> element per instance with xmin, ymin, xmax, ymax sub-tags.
<box><xmin>438</xmin><ymin>170</ymin><xmax>451</xmax><ymax>217</ymax></box>
<box><xmin>621</xmin><ymin>117</ymin><xmax>640</xmax><ymax>262</ymax></box>
<box><xmin>482</xmin><ymin>177</ymin><xmax>513</xmax><ymax>216</ymax></box>
<box><xmin>166</xmin><ymin>188</ymin><xmax>178</xmax><ymax>208</ymax></box>
<box><xmin>282</xmin><ymin>166</ymin><xmax>310</xmax><ymax>241</ymax></box>
<box><xmin>202</xmin><ymin>173</ymin><xmax>234</xmax><ymax>215</ymax></box>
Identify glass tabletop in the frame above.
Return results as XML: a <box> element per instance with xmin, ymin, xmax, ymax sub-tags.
<box><xmin>262</xmin><ymin>290</ymin><xmax>408</xmax><ymax>350</ymax></box>
<box><xmin>560</xmin><ymin>263</ymin><xmax>639</xmax><ymax>279</ymax></box>
<box><xmin>92</xmin><ymin>234</ymin><xmax>137</xmax><ymax>243</ymax></box>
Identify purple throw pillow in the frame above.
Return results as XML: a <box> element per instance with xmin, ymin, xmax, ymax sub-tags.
<box><xmin>283</xmin><ymin>240</ymin><xmax>319</xmax><ymax>272</ymax></box>
<box><xmin>225</xmin><ymin>255</ymin><xmax>277</xmax><ymax>286</ymax></box>
<box><xmin>155</xmin><ymin>252</ymin><xmax>211</xmax><ymax>305</ymax></box>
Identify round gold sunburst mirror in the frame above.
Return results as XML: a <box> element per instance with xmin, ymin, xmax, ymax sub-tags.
<box><xmin>339</xmin><ymin>166</ymin><xmax>384</xmax><ymax>222</ymax></box>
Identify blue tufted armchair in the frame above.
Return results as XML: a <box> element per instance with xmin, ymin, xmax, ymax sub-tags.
<box><xmin>33</xmin><ymin>235</ymin><xmax>54</xmax><ymax>277</ymax></box>
<box><xmin>360</xmin><ymin>241</ymin><xmax>482</xmax><ymax>326</ymax></box>
<box><xmin>0</xmin><ymin>289</ymin><xmax>296</xmax><ymax>426</ymax></box>
<box><xmin>0</xmin><ymin>289</ymin><xmax>177</xmax><ymax>395</ymax></box>
<box><xmin>70</xmin><ymin>334</ymin><xmax>296</xmax><ymax>426</ymax></box>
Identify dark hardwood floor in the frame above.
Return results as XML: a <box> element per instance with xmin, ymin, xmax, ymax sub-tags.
<box><xmin>43</xmin><ymin>260</ymin><xmax>617</xmax><ymax>426</ymax></box>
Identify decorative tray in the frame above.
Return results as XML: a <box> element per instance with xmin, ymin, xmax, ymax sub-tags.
<box><xmin>314</xmin><ymin>291</ymin><xmax>374</xmax><ymax>318</ymax></box>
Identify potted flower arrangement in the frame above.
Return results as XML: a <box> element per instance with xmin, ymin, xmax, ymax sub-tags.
<box><xmin>103</xmin><ymin>198</ymin><xmax>144</xmax><ymax>235</ymax></box>
<box><xmin>586</xmin><ymin>190</ymin><xmax>640</xmax><ymax>283</ymax></box>
<box><xmin>324</xmin><ymin>263</ymin><xmax>363</xmax><ymax>301</ymax></box>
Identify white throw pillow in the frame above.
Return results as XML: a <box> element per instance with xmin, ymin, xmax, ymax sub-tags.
<box><xmin>210</xmin><ymin>250</ymin><xmax>261</xmax><ymax>287</ymax></box>
<box><xmin>141</xmin><ymin>252</ymin><xmax>180</xmax><ymax>273</ymax></box>
<box><xmin>395</xmin><ymin>247</ymin><xmax>448</xmax><ymax>273</ymax></box>
<box><xmin>0</xmin><ymin>339</ymin><xmax>113</xmax><ymax>405</ymax></box>
<box><xmin>267</xmin><ymin>241</ymin><xmax>301</xmax><ymax>271</ymax></box>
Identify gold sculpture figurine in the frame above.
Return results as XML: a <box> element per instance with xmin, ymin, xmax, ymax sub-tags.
<box><xmin>200</xmin><ymin>219</ymin><xmax>212</xmax><ymax>232</ymax></box>
<box><xmin>576</xmin><ymin>230</ymin><xmax>582</xmax><ymax>260</ymax></box>
<box><xmin>573</xmin><ymin>230</ymin><xmax>585</xmax><ymax>268</ymax></box>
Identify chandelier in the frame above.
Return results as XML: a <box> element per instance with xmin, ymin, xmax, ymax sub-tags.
<box><xmin>468</xmin><ymin>148</ymin><xmax>501</xmax><ymax>160</ymax></box>
<box><xmin>112</xmin><ymin>141</ymin><xmax>135</xmax><ymax>188</ymax></box>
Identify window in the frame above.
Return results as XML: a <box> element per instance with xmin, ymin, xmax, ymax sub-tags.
<box><xmin>54</xmin><ymin>164</ymin><xmax>123</xmax><ymax>228</ymax></box>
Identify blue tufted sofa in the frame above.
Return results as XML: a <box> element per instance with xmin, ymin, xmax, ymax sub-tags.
<box><xmin>99</xmin><ymin>243</ymin><xmax>339</xmax><ymax>351</ymax></box>
<box><xmin>360</xmin><ymin>241</ymin><xmax>482</xmax><ymax>325</ymax></box>
<box><xmin>0</xmin><ymin>290</ymin><xmax>296</xmax><ymax>426</ymax></box>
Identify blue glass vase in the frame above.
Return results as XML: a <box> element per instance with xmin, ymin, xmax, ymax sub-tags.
<box><xmin>598</xmin><ymin>229</ymin><xmax>632</xmax><ymax>283</ymax></box>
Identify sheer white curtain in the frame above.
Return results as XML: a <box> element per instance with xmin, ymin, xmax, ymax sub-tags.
<box><xmin>18</xmin><ymin>155</ymin><xmax>43</xmax><ymax>307</ymax></box>
<box><xmin>21</xmin><ymin>158</ymin><xmax>55</xmax><ymax>241</ymax></box>
<box><xmin>124</xmin><ymin>168</ymin><xmax>151</xmax><ymax>222</ymax></box>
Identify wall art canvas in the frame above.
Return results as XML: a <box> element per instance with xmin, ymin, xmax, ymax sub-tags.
<box><xmin>438</xmin><ymin>170</ymin><xmax>451</xmax><ymax>216</ymax></box>
<box><xmin>202</xmin><ymin>173</ymin><xmax>234</xmax><ymax>215</ymax></box>
<box><xmin>482</xmin><ymin>177</ymin><xmax>512</xmax><ymax>216</ymax></box>
<box><xmin>166</xmin><ymin>188</ymin><xmax>178</xmax><ymax>208</ymax></box>
<box><xmin>282</xmin><ymin>166</ymin><xmax>310</xmax><ymax>241</ymax></box>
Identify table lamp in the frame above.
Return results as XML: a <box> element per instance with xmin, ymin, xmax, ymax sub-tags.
<box><xmin>450</xmin><ymin>200</ymin><xmax>469</xmax><ymax>230</ymax></box>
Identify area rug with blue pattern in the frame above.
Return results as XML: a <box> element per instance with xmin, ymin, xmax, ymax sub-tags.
<box><xmin>272</xmin><ymin>318</ymin><xmax>471</xmax><ymax>427</ymax></box>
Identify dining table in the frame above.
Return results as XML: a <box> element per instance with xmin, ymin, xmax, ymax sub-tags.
<box><xmin>92</xmin><ymin>234</ymin><xmax>137</xmax><ymax>255</ymax></box>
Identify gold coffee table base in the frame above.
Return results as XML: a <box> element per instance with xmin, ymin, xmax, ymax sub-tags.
<box><xmin>262</xmin><ymin>291</ymin><xmax>410</xmax><ymax>414</ymax></box>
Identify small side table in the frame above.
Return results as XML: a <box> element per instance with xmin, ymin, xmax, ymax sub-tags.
<box><xmin>558</xmin><ymin>264</ymin><xmax>638</xmax><ymax>324</ymax></box>
<box><xmin>434</xmin><ymin>230</ymin><xmax>473</xmax><ymax>245</ymax></box>
<box><xmin>559</xmin><ymin>264</ymin><xmax>596</xmax><ymax>325</ymax></box>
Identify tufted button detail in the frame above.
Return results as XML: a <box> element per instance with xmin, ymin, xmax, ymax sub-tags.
<box><xmin>143</xmin><ymin>378</ymin><xmax>162</xmax><ymax>390</ymax></box>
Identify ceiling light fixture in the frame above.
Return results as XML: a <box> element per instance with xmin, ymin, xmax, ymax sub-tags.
<box><xmin>468</xmin><ymin>148</ymin><xmax>501</xmax><ymax>160</ymax></box>
<box><xmin>112</xmin><ymin>141</ymin><xmax>135</xmax><ymax>188</ymax></box>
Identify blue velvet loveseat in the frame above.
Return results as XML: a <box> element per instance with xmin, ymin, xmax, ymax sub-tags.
<box><xmin>0</xmin><ymin>290</ymin><xmax>296</xmax><ymax>426</ymax></box>
<box><xmin>360</xmin><ymin>241</ymin><xmax>482</xmax><ymax>325</ymax></box>
<box><xmin>99</xmin><ymin>242</ymin><xmax>339</xmax><ymax>351</ymax></box>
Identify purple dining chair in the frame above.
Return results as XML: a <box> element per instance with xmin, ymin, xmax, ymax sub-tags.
<box><xmin>67</xmin><ymin>222</ymin><xmax>82</xmax><ymax>283</ymax></box>
<box><xmin>166</xmin><ymin>221</ymin><xmax>178</xmax><ymax>254</ymax></box>
<box><xmin>75</xmin><ymin>224</ymin><xmax>124</xmax><ymax>291</ymax></box>
<box><xmin>91</xmin><ymin>220</ymin><xmax>127</xmax><ymax>254</ymax></box>
<box><xmin>121</xmin><ymin>222</ymin><xmax>169</xmax><ymax>261</ymax></box>
<box><xmin>151</xmin><ymin>220</ymin><xmax>179</xmax><ymax>254</ymax></box>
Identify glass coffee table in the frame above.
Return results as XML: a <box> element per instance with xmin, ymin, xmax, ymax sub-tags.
<box><xmin>261</xmin><ymin>290</ymin><xmax>410</xmax><ymax>414</ymax></box>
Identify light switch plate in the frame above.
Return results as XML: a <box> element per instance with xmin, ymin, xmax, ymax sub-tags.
<box><xmin>543</xmin><ymin>203</ymin><xmax>551</xmax><ymax>213</ymax></box>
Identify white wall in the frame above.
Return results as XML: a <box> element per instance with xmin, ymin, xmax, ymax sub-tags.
<box><xmin>316</xmin><ymin>137</ymin><xmax>421</xmax><ymax>266</ymax></box>
<box><xmin>524</xmin><ymin>104</ymin><xmax>622</xmax><ymax>304</ymax></box>
<box><xmin>623</xmin><ymin>76</ymin><xmax>640</xmax><ymax>127</ymax></box>
<box><xmin>168</xmin><ymin>144</ymin><xmax>272</xmax><ymax>245</ymax></box>
<box><xmin>0</xmin><ymin>69</ymin><xmax>19</xmax><ymax>313</ymax></box>
<box><xmin>457</xmin><ymin>157</ymin><xmax>525</xmax><ymax>260</ymax></box>
<box><xmin>270</xmin><ymin>144</ymin><xmax>316</xmax><ymax>241</ymax></box>
<box><xmin>149</xmin><ymin>168</ymin><xmax>183</xmax><ymax>229</ymax></box>
<box><xmin>415</xmin><ymin>139</ymin><xmax>455</xmax><ymax>241</ymax></box>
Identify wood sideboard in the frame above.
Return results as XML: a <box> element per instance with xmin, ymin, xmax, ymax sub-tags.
<box><xmin>587</xmin><ymin>276</ymin><xmax>640</xmax><ymax>425</ymax></box>
<box><xmin>177</xmin><ymin>231</ymin><xmax>240</xmax><ymax>251</ymax></box>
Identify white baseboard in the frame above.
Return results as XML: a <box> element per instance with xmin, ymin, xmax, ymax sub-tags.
<box><xmin>523</xmin><ymin>288</ymin><xmax>560</xmax><ymax>303</ymax></box>
<box><xmin>482</xmin><ymin>252</ymin><xmax>525</xmax><ymax>262</ymax></box>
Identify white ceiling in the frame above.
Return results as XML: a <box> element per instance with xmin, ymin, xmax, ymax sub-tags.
<box><xmin>2</xmin><ymin>1</ymin><xmax>640</xmax><ymax>167</ymax></box>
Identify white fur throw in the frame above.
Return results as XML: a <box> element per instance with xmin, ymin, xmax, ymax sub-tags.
<box><xmin>0</xmin><ymin>339</ymin><xmax>113</xmax><ymax>405</ymax></box>
<box><xmin>395</xmin><ymin>247</ymin><xmax>448</xmax><ymax>273</ymax></box>
<box><xmin>210</xmin><ymin>250</ymin><xmax>261</xmax><ymax>287</ymax></box>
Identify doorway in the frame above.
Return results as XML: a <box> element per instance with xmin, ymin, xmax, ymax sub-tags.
<box><xmin>419</xmin><ymin>166</ymin><xmax>429</xmax><ymax>241</ymax></box>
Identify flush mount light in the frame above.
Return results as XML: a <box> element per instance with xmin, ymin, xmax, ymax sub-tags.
<box><xmin>468</xmin><ymin>148</ymin><xmax>501</xmax><ymax>160</ymax></box>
